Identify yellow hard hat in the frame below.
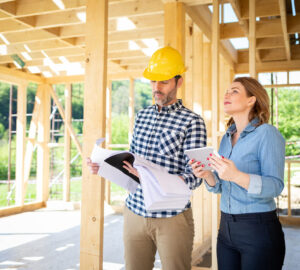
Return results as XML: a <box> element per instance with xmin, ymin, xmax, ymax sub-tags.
<box><xmin>143</xmin><ymin>46</ymin><xmax>187</xmax><ymax>81</ymax></box>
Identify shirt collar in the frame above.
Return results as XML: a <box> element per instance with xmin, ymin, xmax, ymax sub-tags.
<box><xmin>154</xmin><ymin>99</ymin><xmax>183</xmax><ymax>113</ymax></box>
<box><xmin>226</xmin><ymin>118</ymin><xmax>259</xmax><ymax>138</ymax></box>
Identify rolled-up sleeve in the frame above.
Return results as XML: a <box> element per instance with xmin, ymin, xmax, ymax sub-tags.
<box><xmin>204</xmin><ymin>172</ymin><xmax>222</xmax><ymax>193</ymax></box>
<box><xmin>247</xmin><ymin>126</ymin><xmax>285</xmax><ymax>198</ymax></box>
<box><xmin>181</xmin><ymin>117</ymin><xmax>207</xmax><ymax>190</ymax></box>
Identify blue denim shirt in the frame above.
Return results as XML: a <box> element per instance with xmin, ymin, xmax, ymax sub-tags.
<box><xmin>205</xmin><ymin>118</ymin><xmax>285</xmax><ymax>214</ymax></box>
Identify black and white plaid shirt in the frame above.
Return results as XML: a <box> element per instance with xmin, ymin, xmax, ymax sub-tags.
<box><xmin>126</xmin><ymin>99</ymin><xmax>207</xmax><ymax>218</ymax></box>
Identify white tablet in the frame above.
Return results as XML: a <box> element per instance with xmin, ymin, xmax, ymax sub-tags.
<box><xmin>184</xmin><ymin>146</ymin><xmax>221</xmax><ymax>171</ymax></box>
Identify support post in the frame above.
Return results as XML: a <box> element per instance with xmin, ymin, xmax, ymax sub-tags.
<box><xmin>80</xmin><ymin>0</ymin><xmax>108</xmax><ymax>268</ymax></box>
<box><xmin>105</xmin><ymin>81</ymin><xmax>112</xmax><ymax>204</ymax></box>
<box><xmin>36</xmin><ymin>84</ymin><xmax>50</xmax><ymax>202</ymax></box>
<box><xmin>211</xmin><ymin>1</ymin><xmax>220</xmax><ymax>269</ymax></box>
<box><xmin>15</xmin><ymin>83</ymin><xmax>27</xmax><ymax>205</ymax></box>
<box><xmin>63</xmin><ymin>84</ymin><xmax>72</xmax><ymax>202</ymax></box>
<box><xmin>249</xmin><ymin>0</ymin><xmax>256</xmax><ymax>78</ymax></box>
<box><xmin>164</xmin><ymin>1</ymin><xmax>185</xmax><ymax>101</ymax></box>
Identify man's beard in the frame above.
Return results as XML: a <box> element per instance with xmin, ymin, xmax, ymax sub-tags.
<box><xmin>153</xmin><ymin>88</ymin><xmax>177</xmax><ymax>106</ymax></box>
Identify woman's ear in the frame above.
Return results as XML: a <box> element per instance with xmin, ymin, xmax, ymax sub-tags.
<box><xmin>248</xmin><ymin>96</ymin><xmax>256</xmax><ymax>107</ymax></box>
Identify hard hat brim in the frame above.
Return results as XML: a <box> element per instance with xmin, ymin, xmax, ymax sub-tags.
<box><xmin>143</xmin><ymin>67</ymin><xmax>187</xmax><ymax>81</ymax></box>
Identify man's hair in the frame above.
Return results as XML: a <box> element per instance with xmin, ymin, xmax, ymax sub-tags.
<box><xmin>174</xmin><ymin>75</ymin><xmax>182</xmax><ymax>86</ymax></box>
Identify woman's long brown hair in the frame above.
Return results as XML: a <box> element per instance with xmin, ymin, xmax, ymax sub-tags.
<box><xmin>227</xmin><ymin>77</ymin><xmax>270</xmax><ymax>128</ymax></box>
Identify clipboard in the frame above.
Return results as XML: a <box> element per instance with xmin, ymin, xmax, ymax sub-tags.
<box><xmin>184</xmin><ymin>146</ymin><xmax>221</xmax><ymax>171</ymax></box>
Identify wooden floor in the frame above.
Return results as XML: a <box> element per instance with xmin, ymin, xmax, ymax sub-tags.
<box><xmin>0</xmin><ymin>206</ymin><xmax>299</xmax><ymax>270</ymax></box>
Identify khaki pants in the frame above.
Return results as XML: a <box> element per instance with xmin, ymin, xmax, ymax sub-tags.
<box><xmin>123</xmin><ymin>206</ymin><xmax>194</xmax><ymax>270</ymax></box>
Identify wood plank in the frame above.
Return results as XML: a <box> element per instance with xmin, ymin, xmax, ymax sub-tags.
<box><xmin>0</xmin><ymin>65</ymin><xmax>44</xmax><ymax>84</ymax></box>
<box><xmin>0</xmin><ymin>201</ymin><xmax>45</xmax><ymax>218</ymax></box>
<box><xmin>49</xmin><ymin>85</ymin><xmax>82</xmax><ymax>156</ymax></box>
<box><xmin>14</xmin><ymin>0</ymin><xmax>85</xmax><ymax>17</ymax></box>
<box><xmin>186</xmin><ymin>5</ymin><xmax>237</xmax><ymax>65</ymax></box>
<box><xmin>185</xmin><ymin>18</ymin><xmax>193</xmax><ymax>110</ymax></box>
<box><xmin>249</xmin><ymin>0</ymin><xmax>256</xmax><ymax>78</ymax></box>
<box><xmin>164</xmin><ymin>1</ymin><xmax>185</xmax><ymax>101</ymax></box>
<box><xmin>221</xmin><ymin>19</ymin><xmax>283</xmax><ymax>39</ymax></box>
<box><xmin>80</xmin><ymin>0</ymin><xmax>108</xmax><ymax>268</ymax></box>
<box><xmin>256</xmin><ymin>37</ymin><xmax>285</xmax><ymax>49</ymax></box>
<box><xmin>260</xmin><ymin>47</ymin><xmax>286</xmax><ymax>61</ymax></box>
<box><xmin>211</xmin><ymin>1</ymin><xmax>219</xmax><ymax>269</ymax></box>
<box><xmin>15</xmin><ymin>83</ymin><xmax>27</xmax><ymax>206</ymax></box>
<box><xmin>36</xmin><ymin>84</ymin><xmax>50</xmax><ymax>202</ymax></box>
<box><xmin>235</xmin><ymin>59</ymin><xmax>300</xmax><ymax>73</ymax></box>
<box><xmin>63</xmin><ymin>84</ymin><xmax>72</xmax><ymax>202</ymax></box>
<box><xmin>279</xmin><ymin>0</ymin><xmax>291</xmax><ymax>60</ymax></box>
<box><xmin>23</xmin><ymin>86</ymin><xmax>43</xmax><ymax>201</ymax></box>
<box><xmin>287</xmin><ymin>14</ymin><xmax>300</xmax><ymax>34</ymax></box>
<box><xmin>240</xmin><ymin>0</ymin><xmax>280</xmax><ymax>19</ymax></box>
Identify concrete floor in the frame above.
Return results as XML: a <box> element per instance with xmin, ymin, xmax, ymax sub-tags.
<box><xmin>0</xmin><ymin>206</ymin><xmax>299</xmax><ymax>270</ymax></box>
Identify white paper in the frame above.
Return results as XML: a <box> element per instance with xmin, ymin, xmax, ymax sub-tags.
<box><xmin>90</xmin><ymin>143</ymin><xmax>192</xmax><ymax>211</ymax></box>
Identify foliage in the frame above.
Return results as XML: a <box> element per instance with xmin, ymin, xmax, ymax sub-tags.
<box><xmin>267</xmin><ymin>87</ymin><xmax>300</xmax><ymax>156</ymax></box>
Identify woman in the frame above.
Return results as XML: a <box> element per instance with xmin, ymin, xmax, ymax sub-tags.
<box><xmin>190</xmin><ymin>77</ymin><xmax>285</xmax><ymax>270</ymax></box>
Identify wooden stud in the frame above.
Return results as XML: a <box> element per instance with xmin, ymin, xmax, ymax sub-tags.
<box><xmin>287</xmin><ymin>161</ymin><xmax>291</xmax><ymax>217</ymax></box>
<box><xmin>80</xmin><ymin>0</ymin><xmax>108</xmax><ymax>268</ymax></box>
<box><xmin>164</xmin><ymin>1</ymin><xmax>185</xmax><ymax>101</ymax></box>
<box><xmin>128</xmin><ymin>77</ymin><xmax>135</xmax><ymax>141</ymax></box>
<box><xmin>211</xmin><ymin>1</ymin><xmax>220</xmax><ymax>269</ymax></box>
<box><xmin>105</xmin><ymin>81</ymin><xmax>112</xmax><ymax>205</ymax></box>
<box><xmin>15</xmin><ymin>83</ymin><xmax>27</xmax><ymax>206</ymax></box>
<box><xmin>63</xmin><ymin>83</ymin><xmax>72</xmax><ymax>202</ymax></box>
<box><xmin>49</xmin><ymin>85</ymin><xmax>82</xmax><ymax>156</ymax></box>
<box><xmin>36</xmin><ymin>84</ymin><xmax>50</xmax><ymax>202</ymax></box>
<box><xmin>23</xmin><ymin>85</ymin><xmax>43</xmax><ymax>200</ymax></box>
<box><xmin>278</xmin><ymin>0</ymin><xmax>291</xmax><ymax>60</ymax></box>
<box><xmin>249</xmin><ymin>0</ymin><xmax>256</xmax><ymax>78</ymax></box>
<box><xmin>185</xmin><ymin>18</ymin><xmax>193</xmax><ymax>110</ymax></box>
<box><xmin>191</xmin><ymin>26</ymin><xmax>204</xmax><ymax>252</ymax></box>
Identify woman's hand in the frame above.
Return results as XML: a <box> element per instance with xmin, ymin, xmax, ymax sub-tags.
<box><xmin>86</xmin><ymin>157</ymin><xmax>100</xmax><ymax>174</ymax></box>
<box><xmin>123</xmin><ymin>161</ymin><xmax>140</xmax><ymax>179</ymax></box>
<box><xmin>209</xmin><ymin>155</ymin><xmax>249</xmax><ymax>189</ymax></box>
<box><xmin>189</xmin><ymin>159</ymin><xmax>216</xmax><ymax>186</ymax></box>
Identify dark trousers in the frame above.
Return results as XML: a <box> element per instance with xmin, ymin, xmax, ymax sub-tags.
<box><xmin>217</xmin><ymin>211</ymin><xmax>285</xmax><ymax>270</ymax></box>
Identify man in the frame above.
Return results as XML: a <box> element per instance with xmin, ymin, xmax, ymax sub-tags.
<box><xmin>88</xmin><ymin>46</ymin><xmax>206</xmax><ymax>270</ymax></box>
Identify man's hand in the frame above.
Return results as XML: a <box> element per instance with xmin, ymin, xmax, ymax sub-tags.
<box><xmin>86</xmin><ymin>157</ymin><xmax>100</xmax><ymax>174</ymax></box>
<box><xmin>123</xmin><ymin>161</ymin><xmax>140</xmax><ymax>179</ymax></box>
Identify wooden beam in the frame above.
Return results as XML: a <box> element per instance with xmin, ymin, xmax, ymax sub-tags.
<box><xmin>0</xmin><ymin>65</ymin><xmax>44</xmax><ymax>84</ymax></box>
<box><xmin>63</xmin><ymin>83</ymin><xmax>72</xmax><ymax>202</ymax></box>
<box><xmin>186</xmin><ymin>5</ymin><xmax>237</xmax><ymax>65</ymax></box>
<box><xmin>287</xmin><ymin>14</ymin><xmax>300</xmax><ymax>34</ymax></box>
<box><xmin>240</xmin><ymin>0</ymin><xmax>280</xmax><ymax>19</ymax></box>
<box><xmin>23</xmin><ymin>86</ymin><xmax>43</xmax><ymax>201</ymax></box>
<box><xmin>256</xmin><ymin>37</ymin><xmax>285</xmax><ymax>49</ymax></box>
<box><xmin>211</xmin><ymin>1</ymin><xmax>219</xmax><ymax>269</ymax></box>
<box><xmin>36</xmin><ymin>84</ymin><xmax>50</xmax><ymax>202</ymax></box>
<box><xmin>164</xmin><ymin>1</ymin><xmax>185</xmax><ymax>101</ymax></box>
<box><xmin>221</xmin><ymin>19</ymin><xmax>283</xmax><ymax>39</ymax></box>
<box><xmin>15</xmin><ymin>83</ymin><xmax>27</xmax><ymax>206</ymax></box>
<box><xmin>279</xmin><ymin>0</ymin><xmax>291</xmax><ymax>60</ymax></box>
<box><xmin>105</xmin><ymin>81</ymin><xmax>112</xmax><ymax>205</ymax></box>
<box><xmin>249</xmin><ymin>0</ymin><xmax>256</xmax><ymax>78</ymax></box>
<box><xmin>80</xmin><ymin>0</ymin><xmax>108</xmax><ymax>268</ymax></box>
<box><xmin>260</xmin><ymin>47</ymin><xmax>286</xmax><ymax>61</ymax></box>
<box><xmin>49</xmin><ymin>85</ymin><xmax>82</xmax><ymax>156</ymax></box>
<box><xmin>185</xmin><ymin>18</ymin><xmax>193</xmax><ymax>110</ymax></box>
<box><xmin>0</xmin><ymin>201</ymin><xmax>45</xmax><ymax>218</ymax></box>
<box><xmin>235</xmin><ymin>59</ymin><xmax>300</xmax><ymax>73</ymax></box>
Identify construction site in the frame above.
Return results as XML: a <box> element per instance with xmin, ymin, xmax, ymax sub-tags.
<box><xmin>0</xmin><ymin>0</ymin><xmax>299</xmax><ymax>269</ymax></box>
